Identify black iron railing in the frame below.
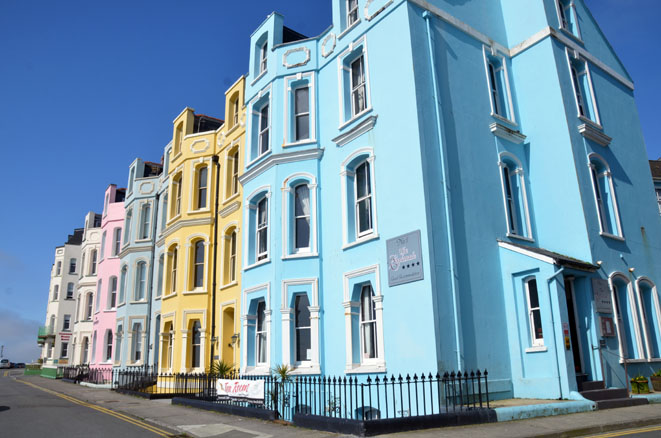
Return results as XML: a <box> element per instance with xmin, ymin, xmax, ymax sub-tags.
<box><xmin>62</xmin><ymin>365</ymin><xmax>113</xmax><ymax>385</ymax></box>
<box><xmin>162</xmin><ymin>369</ymin><xmax>490</xmax><ymax>422</ymax></box>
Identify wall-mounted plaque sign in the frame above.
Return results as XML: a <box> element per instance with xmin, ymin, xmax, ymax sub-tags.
<box><xmin>386</xmin><ymin>230</ymin><xmax>424</xmax><ymax>287</ymax></box>
<box><xmin>600</xmin><ymin>317</ymin><xmax>616</xmax><ymax>337</ymax></box>
<box><xmin>592</xmin><ymin>278</ymin><xmax>613</xmax><ymax>314</ymax></box>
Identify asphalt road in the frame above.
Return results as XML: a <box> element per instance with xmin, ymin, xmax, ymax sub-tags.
<box><xmin>0</xmin><ymin>370</ymin><xmax>181</xmax><ymax>437</ymax></box>
<box><xmin>585</xmin><ymin>424</ymin><xmax>661</xmax><ymax>437</ymax></box>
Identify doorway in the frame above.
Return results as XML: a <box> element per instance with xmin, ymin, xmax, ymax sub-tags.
<box><xmin>565</xmin><ymin>277</ymin><xmax>584</xmax><ymax>375</ymax></box>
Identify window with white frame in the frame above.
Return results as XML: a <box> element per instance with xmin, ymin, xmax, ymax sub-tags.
<box><xmin>139</xmin><ymin>203</ymin><xmax>151</xmax><ymax>240</ymax></box>
<box><xmin>568</xmin><ymin>54</ymin><xmax>600</xmax><ymax>124</ymax></box>
<box><xmin>192</xmin><ymin>240</ymin><xmax>205</xmax><ymax>289</ymax></box>
<box><xmin>95</xmin><ymin>279</ymin><xmax>102</xmax><ymax>312</ymax></box>
<box><xmin>56</xmin><ymin>261</ymin><xmax>62</xmax><ymax>276</ymax></box>
<box><xmin>134</xmin><ymin>261</ymin><xmax>147</xmax><ymax>301</ymax></box>
<box><xmin>525</xmin><ymin>277</ymin><xmax>544</xmax><ymax>347</ymax></box>
<box><xmin>355</xmin><ymin>161</ymin><xmax>373</xmax><ymax>237</ymax></box>
<box><xmin>63</xmin><ymin>314</ymin><xmax>71</xmax><ymax>331</ymax></box>
<box><xmin>53</xmin><ymin>285</ymin><xmax>59</xmax><ymax>301</ymax></box>
<box><xmin>90</xmin><ymin>249</ymin><xmax>97</xmax><ymax>275</ymax></box>
<box><xmin>256</xmin><ymin>198</ymin><xmax>268</xmax><ymax>261</ymax></box>
<box><xmin>294</xmin><ymin>87</ymin><xmax>310</xmax><ymax>141</ymax></box>
<box><xmin>66</xmin><ymin>282</ymin><xmax>74</xmax><ymax>299</ymax></box>
<box><xmin>104</xmin><ymin>194</ymin><xmax>109</xmax><ymax>216</ymax></box>
<box><xmin>655</xmin><ymin>189</ymin><xmax>661</xmax><ymax>215</ymax></box>
<box><xmin>259</xmin><ymin>104</ymin><xmax>270</xmax><ymax>156</ymax></box>
<box><xmin>483</xmin><ymin>49</ymin><xmax>514</xmax><ymax>122</ymax></box>
<box><xmin>360</xmin><ymin>285</ymin><xmax>377</xmax><ymax>360</ymax></box>
<box><xmin>115</xmin><ymin>325</ymin><xmax>123</xmax><ymax>364</ymax></box>
<box><xmin>339</xmin><ymin>41</ymin><xmax>371</xmax><ymax>124</ymax></box>
<box><xmin>191</xmin><ymin>320</ymin><xmax>202</xmax><ymax>368</ymax></box>
<box><xmin>128</xmin><ymin>167</ymin><xmax>135</xmax><ymax>194</ymax></box>
<box><xmin>86</xmin><ymin>292</ymin><xmax>93</xmax><ymax>320</ymax></box>
<box><xmin>294</xmin><ymin>184</ymin><xmax>311</xmax><ymax>252</ymax></box>
<box><xmin>100</xmin><ymin>232</ymin><xmax>106</xmax><ymax>261</ymax></box>
<box><xmin>196</xmin><ymin>165</ymin><xmax>208</xmax><ymax>210</ymax></box>
<box><xmin>230</xmin><ymin>149</ymin><xmax>239</xmax><ymax>197</ymax></box>
<box><xmin>256</xmin><ymin>301</ymin><xmax>267</xmax><ymax>365</ymax></box>
<box><xmin>81</xmin><ymin>253</ymin><xmax>86</xmax><ymax>278</ymax></box>
<box><xmin>351</xmin><ymin>56</ymin><xmax>366</xmax><ymax>117</ymax></box>
<box><xmin>498</xmin><ymin>155</ymin><xmax>532</xmax><ymax>240</ymax></box>
<box><xmin>108</xmin><ymin>276</ymin><xmax>117</xmax><ymax>309</ymax></box>
<box><xmin>161</xmin><ymin>195</ymin><xmax>168</xmax><ymax>232</ymax></box>
<box><xmin>637</xmin><ymin>280</ymin><xmax>661</xmax><ymax>359</ymax></box>
<box><xmin>259</xmin><ymin>40</ymin><xmax>268</xmax><ymax>74</ymax></box>
<box><xmin>131</xmin><ymin>322</ymin><xmax>143</xmax><ymax>363</ymax></box>
<box><xmin>224</xmin><ymin>229</ymin><xmax>237</xmax><ymax>284</ymax></box>
<box><xmin>105</xmin><ymin>330</ymin><xmax>113</xmax><ymax>362</ymax></box>
<box><xmin>91</xmin><ymin>331</ymin><xmax>97</xmax><ymax>363</ymax></box>
<box><xmin>174</xmin><ymin>123</ymin><xmax>183</xmax><ymax>156</ymax></box>
<box><xmin>556</xmin><ymin>0</ymin><xmax>581</xmax><ymax>38</ymax></box>
<box><xmin>347</xmin><ymin>0</ymin><xmax>359</xmax><ymax>28</ymax></box>
<box><xmin>112</xmin><ymin>227</ymin><xmax>121</xmax><ymax>256</ymax></box>
<box><xmin>588</xmin><ymin>154</ymin><xmax>622</xmax><ymax>238</ymax></box>
<box><xmin>169</xmin><ymin>246</ymin><xmax>178</xmax><ymax>294</ymax></box>
<box><xmin>156</xmin><ymin>254</ymin><xmax>164</xmax><ymax>298</ymax></box>
<box><xmin>295</xmin><ymin>294</ymin><xmax>311</xmax><ymax>363</ymax></box>
<box><xmin>342</xmin><ymin>152</ymin><xmax>378</xmax><ymax>246</ymax></box>
<box><xmin>232</xmin><ymin>94</ymin><xmax>240</xmax><ymax>127</ymax></box>
<box><xmin>124</xmin><ymin>209</ymin><xmax>133</xmax><ymax>244</ymax></box>
<box><xmin>119</xmin><ymin>265</ymin><xmax>128</xmax><ymax>304</ymax></box>
<box><xmin>171</xmin><ymin>174</ymin><xmax>182</xmax><ymax>218</ymax></box>
<box><xmin>612</xmin><ymin>277</ymin><xmax>644</xmax><ymax>360</ymax></box>
<box><xmin>81</xmin><ymin>337</ymin><xmax>89</xmax><ymax>363</ymax></box>
<box><xmin>69</xmin><ymin>258</ymin><xmax>77</xmax><ymax>274</ymax></box>
<box><xmin>60</xmin><ymin>342</ymin><xmax>69</xmax><ymax>358</ymax></box>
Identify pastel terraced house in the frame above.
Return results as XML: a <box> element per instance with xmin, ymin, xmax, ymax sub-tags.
<box><xmin>91</xmin><ymin>185</ymin><xmax>126</xmax><ymax>369</ymax></box>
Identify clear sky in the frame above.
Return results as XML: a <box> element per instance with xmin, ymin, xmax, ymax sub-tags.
<box><xmin>0</xmin><ymin>0</ymin><xmax>659</xmax><ymax>363</ymax></box>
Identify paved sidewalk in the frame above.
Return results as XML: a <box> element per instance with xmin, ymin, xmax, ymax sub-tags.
<box><xmin>15</xmin><ymin>374</ymin><xmax>661</xmax><ymax>438</ymax></box>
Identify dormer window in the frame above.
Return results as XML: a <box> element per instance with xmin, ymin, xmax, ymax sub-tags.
<box><xmin>260</xmin><ymin>41</ymin><xmax>268</xmax><ymax>74</ymax></box>
<box><xmin>174</xmin><ymin>122</ymin><xmax>183</xmax><ymax>156</ymax></box>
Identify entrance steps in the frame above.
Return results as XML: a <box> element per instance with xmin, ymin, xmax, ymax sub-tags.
<box><xmin>578</xmin><ymin>380</ymin><xmax>649</xmax><ymax>410</ymax></box>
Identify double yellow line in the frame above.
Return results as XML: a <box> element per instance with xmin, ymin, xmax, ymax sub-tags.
<box><xmin>587</xmin><ymin>424</ymin><xmax>661</xmax><ymax>437</ymax></box>
<box><xmin>17</xmin><ymin>379</ymin><xmax>175</xmax><ymax>437</ymax></box>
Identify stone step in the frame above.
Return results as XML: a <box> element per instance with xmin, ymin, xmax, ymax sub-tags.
<box><xmin>596</xmin><ymin>397</ymin><xmax>649</xmax><ymax>410</ymax></box>
<box><xmin>578</xmin><ymin>380</ymin><xmax>605</xmax><ymax>392</ymax></box>
<box><xmin>580</xmin><ymin>388</ymin><xmax>629</xmax><ymax>401</ymax></box>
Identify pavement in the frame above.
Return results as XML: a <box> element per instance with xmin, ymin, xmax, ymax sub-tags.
<box><xmin>11</xmin><ymin>372</ymin><xmax>661</xmax><ymax>437</ymax></box>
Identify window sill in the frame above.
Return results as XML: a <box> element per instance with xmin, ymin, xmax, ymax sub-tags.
<box><xmin>117</xmin><ymin>302</ymin><xmax>126</xmax><ymax>308</ymax></box>
<box><xmin>103</xmin><ymin>308</ymin><xmax>116</xmax><ymax>313</ymax></box>
<box><xmin>345</xmin><ymin>363</ymin><xmax>386</xmax><ymax>374</ymax></box>
<box><xmin>244</xmin><ymin>258</ymin><xmax>271</xmax><ymax>272</ymax></box>
<box><xmin>246</xmin><ymin>149</ymin><xmax>272</xmax><ymax>170</ymax></box>
<box><xmin>220</xmin><ymin>281</ymin><xmax>238</xmax><ymax>291</ymax></box>
<box><xmin>338</xmin><ymin>19</ymin><xmax>361</xmax><ymax>40</ymax></box>
<box><xmin>600</xmin><ymin>232</ymin><xmax>625</xmax><ymax>242</ymax></box>
<box><xmin>283</xmin><ymin>139</ymin><xmax>317</xmax><ymax>149</ymax></box>
<box><xmin>579</xmin><ymin>123</ymin><xmax>611</xmax><ymax>147</ymax></box>
<box><xmin>162</xmin><ymin>293</ymin><xmax>177</xmax><ymax>301</ymax></box>
<box><xmin>134</xmin><ymin>238</ymin><xmax>152</xmax><ymax>244</ymax></box>
<box><xmin>283</xmin><ymin>252</ymin><xmax>319</xmax><ymax>261</ymax></box>
<box><xmin>243</xmin><ymin>366</ymin><xmax>270</xmax><ymax>376</ymax></box>
<box><xmin>507</xmin><ymin>233</ymin><xmax>535</xmax><ymax>243</ymax></box>
<box><xmin>560</xmin><ymin>27</ymin><xmax>584</xmax><ymax>45</ymax></box>
<box><xmin>226</xmin><ymin>122</ymin><xmax>240</xmax><ymax>137</ymax></box>
<box><xmin>620</xmin><ymin>358</ymin><xmax>647</xmax><ymax>364</ymax></box>
<box><xmin>490</xmin><ymin>122</ymin><xmax>526</xmax><ymax>144</ymax></box>
<box><xmin>525</xmin><ymin>346</ymin><xmax>548</xmax><ymax>353</ymax></box>
<box><xmin>222</xmin><ymin>192</ymin><xmax>240</xmax><ymax>205</ymax></box>
<box><xmin>129</xmin><ymin>300</ymin><xmax>148</xmax><ymax>305</ymax></box>
<box><xmin>171</xmin><ymin>151</ymin><xmax>183</xmax><ymax>163</ymax></box>
<box><xmin>290</xmin><ymin>364</ymin><xmax>321</xmax><ymax>375</ymax></box>
<box><xmin>490</xmin><ymin>112</ymin><xmax>517</xmax><ymax>127</ymax></box>
<box><xmin>187</xmin><ymin>208</ymin><xmax>211</xmax><ymax>215</ymax></box>
<box><xmin>343</xmin><ymin>234</ymin><xmax>379</xmax><ymax>251</ymax></box>
<box><xmin>339</xmin><ymin>107</ymin><xmax>373</xmax><ymax>132</ymax></box>
<box><xmin>166</xmin><ymin>214</ymin><xmax>182</xmax><ymax>226</ymax></box>
<box><xmin>578</xmin><ymin>115</ymin><xmax>602</xmax><ymax>130</ymax></box>
<box><xmin>251</xmin><ymin>70</ymin><xmax>268</xmax><ymax>86</ymax></box>
<box><xmin>183</xmin><ymin>289</ymin><xmax>208</xmax><ymax>296</ymax></box>
<box><xmin>154</xmin><ymin>295</ymin><xmax>162</xmax><ymax>301</ymax></box>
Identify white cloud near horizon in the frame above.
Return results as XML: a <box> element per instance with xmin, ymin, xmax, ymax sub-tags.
<box><xmin>0</xmin><ymin>308</ymin><xmax>42</xmax><ymax>363</ymax></box>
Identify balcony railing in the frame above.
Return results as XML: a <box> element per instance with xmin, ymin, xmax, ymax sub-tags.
<box><xmin>37</xmin><ymin>326</ymin><xmax>55</xmax><ymax>338</ymax></box>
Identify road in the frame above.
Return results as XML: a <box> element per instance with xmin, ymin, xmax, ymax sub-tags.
<box><xmin>0</xmin><ymin>370</ymin><xmax>182</xmax><ymax>437</ymax></box>
<box><xmin>585</xmin><ymin>425</ymin><xmax>661</xmax><ymax>437</ymax></box>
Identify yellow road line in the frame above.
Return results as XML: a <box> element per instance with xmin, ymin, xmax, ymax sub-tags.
<box><xmin>3</xmin><ymin>371</ymin><xmax>8</xmax><ymax>377</ymax></box>
<box><xmin>588</xmin><ymin>425</ymin><xmax>661</xmax><ymax>438</ymax></box>
<box><xmin>17</xmin><ymin>379</ymin><xmax>175</xmax><ymax>437</ymax></box>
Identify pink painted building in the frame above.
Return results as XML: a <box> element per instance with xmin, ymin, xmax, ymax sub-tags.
<box><xmin>91</xmin><ymin>184</ymin><xmax>125</xmax><ymax>374</ymax></box>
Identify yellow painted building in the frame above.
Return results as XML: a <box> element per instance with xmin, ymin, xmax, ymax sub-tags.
<box><xmin>159</xmin><ymin>77</ymin><xmax>245</xmax><ymax>373</ymax></box>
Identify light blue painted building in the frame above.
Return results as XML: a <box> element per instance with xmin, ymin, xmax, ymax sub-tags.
<box><xmin>115</xmin><ymin>158</ymin><xmax>164</xmax><ymax>368</ymax></box>
<box><xmin>238</xmin><ymin>0</ymin><xmax>661</xmax><ymax>401</ymax></box>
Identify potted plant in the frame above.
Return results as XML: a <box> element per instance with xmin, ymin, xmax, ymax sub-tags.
<box><xmin>631</xmin><ymin>374</ymin><xmax>650</xmax><ymax>394</ymax></box>
<box><xmin>650</xmin><ymin>370</ymin><xmax>661</xmax><ymax>392</ymax></box>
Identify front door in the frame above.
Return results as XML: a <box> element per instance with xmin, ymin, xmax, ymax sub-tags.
<box><xmin>565</xmin><ymin>277</ymin><xmax>584</xmax><ymax>374</ymax></box>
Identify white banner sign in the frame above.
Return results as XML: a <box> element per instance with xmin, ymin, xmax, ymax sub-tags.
<box><xmin>216</xmin><ymin>379</ymin><xmax>265</xmax><ymax>402</ymax></box>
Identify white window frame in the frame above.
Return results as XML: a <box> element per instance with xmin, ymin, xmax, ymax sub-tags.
<box><xmin>350</xmin><ymin>56</ymin><xmax>367</xmax><ymax>117</ymax></box>
<box><xmin>588</xmin><ymin>153</ymin><xmax>623</xmax><ymax>239</ymax></box>
<box><xmin>258</xmin><ymin>103</ymin><xmax>270</xmax><ymax>156</ymax></box>
<box><xmin>256</xmin><ymin>300</ymin><xmax>268</xmax><ymax>366</ymax></box>
<box><xmin>354</xmin><ymin>160</ymin><xmax>373</xmax><ymax>238</ymax></box>
<box><xmin>524</xmin><ymin>277</ymin><xmax>544</xmax><ymax>347</ymax></box>
<box><xmin>195</xmin><ymin>164</ymin><xmax>209</xmax><ymax>211</ymax></box>
<box><xmin>119</xmin><ymin>265</ymin><xmax>128</xmax><ymax>304</ymax></box>
<box><xmin>123</xmin><ymin>209</ymin><xmax>133</xmax><ymax>245</ymax></box>
<box><xmin>108</xmin><ymin>276</ymin><xmax>117</xmax><ymax>309</ymax></box>
<box><xmin>482</xmin><ymin>46</ymin><xmax>516</xmax><ymax>124</ymax></box>
<box><xmin>566</xmin><ymin>49</ymin><xmax>601</xmax><ymax>126</ymax></box>
<box><xmin>337</xmin><ymin>37</ymin><xmax>372</xmax><ymax>128</ymax></box>
<box><xmin>283</xmin><ymin>73</ymin><xmax>317</xmax><ymax>147</ymax></box>
<box><xmin>359</xmin><ymin>284</ymin><xmax>378</xmax><ymax>361</ymax></box>
<box><xmin>281</xmin><ymin>279</ymin><xmax>321</xmax><ymax>374</ymax></box>
<box><xmin>555</xmin><ymin>0</ymin><xmax>582</xmax><ymax>40</ymax></box>
<box><xmin>635</xmin><ymin>277</ymin><xmax>661</xmax><ymax>360</ymax></box>
<box><xmin>656</xmin><ymin>189</ymin><xmax>661</xmax><ymax>215</ymax></box>
<box><xmin>95</xmin><ymin>279</ymin><xmax>102</xmax><ymax>312</ymax></box>
<box><xmin>609</xmin><ymin>273</ymin><xmax>645</xmax><ymax>362</ymax></box>
<box><xmin>281</xmin><ymin>173</ymin><xmax>318</xmax><ymax>259</ymax></box>
<box><xmin>256</xmin><ymin>197</ymin><xmax>269</xmax><ymax>262</ymax></box>
<box><xmin>259</xmin><ymin>40</ymin><xmax>268</xmax><ymax>75</ymax></box>
<box><xmin>112</xmin><ymin>227</ymin><xmax>122</xmax><ymax>256</ymax></box>
<box><xmin>341</xmin><ymin>149</ymin><xmax>379</xmax><ymax>249</ymax></box>
<box><xmin>139</xmin><ymin>202</ymin><xmax>152</xmax><ymax>240</ymax></box>
<box><xmin>498</xmin><ymin>153</ymin><xmax>533</xmax><ymax>241</ymax></box>
<box><xmin>241</xmin><ymin>284</ymin><xmax>271</xmax><ymax>375</ymax></box>
<box><xmin>134</xmin><ymin>260</ymin><xmax>147</xmax><ymax>302</ymax></box>
<box><xmin>100</xmin><ymin>232</ymin><xmax>106</xmax><ymax>261</ymax></box>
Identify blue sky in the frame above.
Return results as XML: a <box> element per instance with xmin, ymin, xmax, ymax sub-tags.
<box><xmin>0</xmin><ymin>0</ymin><xmax>658</xmax><ymax>362</ymax></box>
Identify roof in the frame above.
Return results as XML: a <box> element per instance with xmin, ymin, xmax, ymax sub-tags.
<box><xmin>66</xmin><ymin>228</ymin><xmax>84</xmax><ymax>246</ymax></box>
<box><xmin>498</xmin><ymin>240</ymin><xmax>599</xmax><ymax>272</ymax></box>
<box><xmin>649</xmin><ymin>160</ymin><xmax>661</xmax><ymax>180</ymax></box>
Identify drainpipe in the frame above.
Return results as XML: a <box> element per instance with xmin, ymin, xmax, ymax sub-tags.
<box><xmin>423</xmin><ymin>11</ymin><xmax>463</xmax><ymax>370</ymax></box>
<box><xmin>145</xmin><ymin>192</ymin><xmax>160</xmax><ymax>368</ymax></box>
<box><xmin>547</xmin><ymin>266</ymin><xmax>565</xmax><ymax>399</ymax></box>
<box><xmin>209</xmin><ymin>155</ymin><xmax>221</xmax><ymax>371</ymax></box>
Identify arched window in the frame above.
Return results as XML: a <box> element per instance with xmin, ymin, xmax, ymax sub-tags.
<box><xmin>637</xmin><ymin>279</ymin><xmax>661</xmax><ymax>359</ymax></box>
<box><xmin>295</xmin><ymin>295</ymin><xmax>311</xmax><ymax>362</ymax></box>
<box><xmin>229</xmin><ymin>148</ymin><xmax>239</xmax><ymax>197</ymax></box>
<box><xmin>108</xmin><ymin>276</ymin><xmax>117</xmax><ymax>309</ymax></box>
<box><xmin>256</xmin><ymin>301</ymin><xmax>267</xmax><ymax>365</ymax></box>
<box><xmin>105</xmin><ymin>330</ymin><xmax>113</xmax><ymax>362</ymax></box>
<box><xmin>174</xmin><ymin>122</ymin><xmax>183</xmax><ymax>156</ymax></box>
<box><xmin>611</xmin><ymin>275</ymin><xmax>644</xmax><ymax>360</ymax></box>
<box><xmin>193</xmin><ymin>241</ymin><xmax>205</xmax><ymax>289</ymax></box>
<box><xmin>171</xmin><ymin>173</ymin><xmax>183</xmax><ymax>218</ymax></box>
<box><xmin>230</xmin><ymin>93</ymin><xmax>240</xmax><ymax>127</ymax></box>
<box><xmin>196</xmin><ymin>166</ymin><xmax>208</xmax><ymax>209</ymax></box>
<box><xmin>224</xmin><ymin>230</ymin><xmax>237</xmax><ymax>284</ymax></box>
<box><xmin>589</xmin><ymin>155</ymin><xmax>622</xmax><ymax>238</ymax></box>
<box><xmin>191</xmin><ymin>321</ymin><xmax>202</xmax><ymax>368</ymax></box>
<box><xmin>135</xmin><ymin>261</ymin><xmax>147</xmax><ymax>301</ymax></box>
<box><xmin>360</xmin><ymin>285</ymin><xmax>377</xmax><ymax>360</ymax></box>
<box><xmin>256</xmin><ymin>198</ymin><xmax>268</xmax><ymax>261</ymax></box>
<box><xmin>341</xmin><ymin>150</ymin><xmax>378</xmax><ymax>246</ymax></box>
<box><xmin>119</xmin><ymin>265</ymin><xmax>128</xmax><ymax>304</ymax></box>
<box><xmin>355</xmin><ymin>161</ymin><xmax>373</xmax><ymax>237</ymax></box>
<box><xmin>498</xmin><ymin>154</ymin><xmax>532</xmax><ymax>239</ymax></box>
<box><xmin>294</xmin><ymin>184</ymin><xmax>310</xmax><ymax>251</ymax></box>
